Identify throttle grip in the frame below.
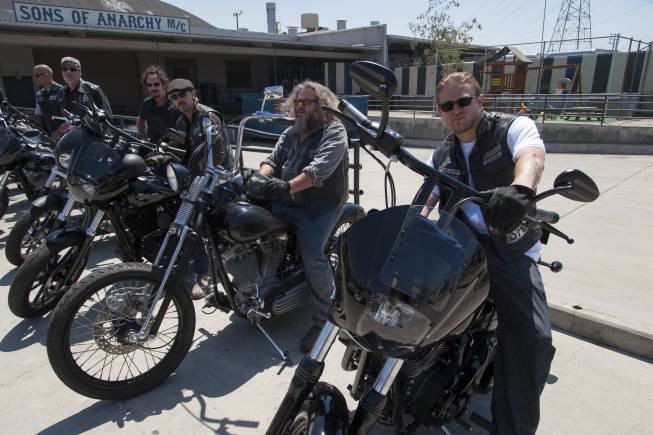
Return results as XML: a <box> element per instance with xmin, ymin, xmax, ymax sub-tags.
<box><xmin>527</xmin><ymin>207</ymin><xmax>559</xmax><ymax>224</ymax></box>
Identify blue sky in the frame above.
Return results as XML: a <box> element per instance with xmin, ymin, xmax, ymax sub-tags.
<box><xmin>164</xmin><ymin>0</ymin><xmax>652</xmax><ymax>54</ymax></box>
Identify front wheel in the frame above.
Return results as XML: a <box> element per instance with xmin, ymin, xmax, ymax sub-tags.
<box><xmin>326</xmin><ymin>206</ymin><xmax>365</xmax><ymax>271</ymax></box>
<box><xmin>285</xmin><ymin>382</ymin><xmax>349</xmax><ymax>434</ymax></box>
<box><xmin>6</xmin><ymin>205</ymin><xmax>58</xmax><ymax>266</ymax></box>
<box><xmin>5</xmin><ymin>202</ymin><xmax>91</xmax><ymax>266</ymax></box>
<box><xmin>47</xmin><ymin>262</ymin><xmax>196</xmax><ymax>400</ymax></box>
<box><xmin>7</xmin><ymin>237</ymin><xmax>87</xmax><ymax>318</ymax></box>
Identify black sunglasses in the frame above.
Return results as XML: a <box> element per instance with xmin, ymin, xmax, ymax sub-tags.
<box><xmin>146</xmin><ymin>82</ymin><xmax>162</xmax><ymax>87</ymax></box>
<box><xmin>62</xmin><ymin>67</ymin><xmax>79</xmax><ymax>72</ymax></box>
<box><xmin>169</xmin><ymin>90</ymin><xmax>189</xmax><ymax>101</ymax></box>
<box><xmin>438</xmin><ymin>95</ymin><xmax>477</xmax><ymax>112</ymax></box>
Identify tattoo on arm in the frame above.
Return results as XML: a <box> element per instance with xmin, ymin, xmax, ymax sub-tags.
<box><xmin>532</xmin><ymin>160</ymin><xmax>543</xmax><ymax>186</ymax></box>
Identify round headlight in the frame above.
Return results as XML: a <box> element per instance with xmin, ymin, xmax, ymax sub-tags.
<box><xmin>57</xmin><ymin>152</ymin><xmax>71</xmax><ymax>169</ymax></box>
<box><xmin>68</xmin><ymin>174</ymin><xmax>96</xmax><ymax>203</ymax></box>
<box><xmin>166</xmin><ymin>163</ymin><xmax>190</xmax><ymax>193</ymax></box>
<box><xmin>166</xmin><ymin>164</ymin><xmax>178</xmax><ymax>192</ymax></box>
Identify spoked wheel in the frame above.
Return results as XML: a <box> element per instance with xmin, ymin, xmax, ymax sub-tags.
<box><xmin>284</xmin><ymin>382</ymin><xmax>349</xmax><ymax>434</ymax></box>
<box><xmin>47</xmin><ymin>262</ymin><xmax>195</xmax><ymax>400</ymax></box>
<box><xmin>325</xmin><ymin>208</ymin><xmax>363</xmax><ymax>271</ymax></box>
<box><xmin>7</xmin><ymin>238</ymin><xmax>87</xmax><ymax>318</ymax></box>
<box><xmin>5</xmin><ymin>203</ymin><xmax>90</xmax><ymax>266</ymax></box>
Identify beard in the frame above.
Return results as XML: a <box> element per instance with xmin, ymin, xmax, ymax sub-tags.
<box><xmin>292</xmin><ymin>111</ymin><xmax>320</xmax><ymax>135</ymax></box>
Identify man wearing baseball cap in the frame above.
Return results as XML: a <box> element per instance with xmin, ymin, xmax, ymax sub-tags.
<box><xmin>166</xmin><ymin>78</ymin><xmax>229</xmax><ymax>299</ymax></box>
<box><xmin>53</xmin><ymin>56</ymin><xmax>113</xmax><ymax>141</ymax></box>
<box><xmin>33</xmin><ymin>64</ymin><xmax>63</xmax><ymax>135</ymax></box>
<box><xmin>166</xmin><ymin>78</ymin><xmax>227</xmax><ymax>173</ymax></box>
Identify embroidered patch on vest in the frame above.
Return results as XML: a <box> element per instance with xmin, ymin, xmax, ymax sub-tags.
<box><xmin>483</xmin><ymin>145</ymin><xmax>503</xmax><ymax>165</ymax></box>
<box><xmin>440</xmin><ymin>167</ymin><xmax>461</xmax><ymax>176</ymax></box>
<box><xmin>506</xmin><ymin>224</ymin><xmax>528</xmax><ymax>244</ymax></box>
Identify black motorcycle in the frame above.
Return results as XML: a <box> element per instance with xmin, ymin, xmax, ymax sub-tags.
<box><xmin>7</xmin><ymin>105</ymin><xmax>183</xmax><ymax>318</ymax></box>
<box><xmin>266</xmin><ymin>61</ymin><xmax>600</xmax><ymax>434</ymax></box>
<box><xmin>4</xmin><ymin>115</ymin><xmax>86</xmax><ymax>266</ymax></box>
<box><xmin>45</xmin><ymin>88</ymin><xmax>365</xmax><ymax>400</ymax></box>
<box><xmin>0</xmin><ymin>99</ymin><xmax>55</xmax><ymax>219</ymax></box>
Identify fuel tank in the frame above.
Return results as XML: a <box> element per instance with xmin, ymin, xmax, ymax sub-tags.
<box><xmin>126</xmin><ymin>175</ymin><xmax>177</xmax><ymax>207</ymax></box>
<box><xmin>219</xmin><ymin>201</ymin><xmax>291</xmax><ymax>243</ymax></box>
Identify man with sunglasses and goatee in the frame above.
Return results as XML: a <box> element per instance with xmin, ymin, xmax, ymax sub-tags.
<box><xmin>421</xmin><ymin>72</ymin><xmax>553</xmax><ymax>435</ymax></box>
<box><xmin>52</xmin><ymin>56</ymin><xmax>112</xmax><ymax>141</ymax></box>
<box><xmin>166</xmin><ymin>78</ymin><xmax>228</xmax><ymax>299</ymax></box>
<box><xmin>257</xmin><ymin>81</ymin><xmax>348</xmax><ymax>353</ymax></box>
<box><xmin>136</xmin><ymin>65</ymin><xmax>179</xmax><ymax>144</ymax></box>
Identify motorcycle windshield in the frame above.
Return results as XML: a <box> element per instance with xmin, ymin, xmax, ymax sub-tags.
<box><xmin>69</xmin><ymin>139</ymin><xmax>123</xmax><ymax>185</ymax></box>
<box><xmin>379</xmin><ymin>205</ymin><xmax>481</xmax><ymax>304</ymax></box>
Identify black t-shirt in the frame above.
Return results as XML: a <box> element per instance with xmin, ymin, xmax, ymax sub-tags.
<box><xmin>138</xmin><ymin>96</ymin><xmax>179</xmax><ymax>143</ymax></box>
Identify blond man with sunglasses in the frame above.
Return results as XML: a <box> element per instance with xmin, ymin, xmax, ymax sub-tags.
<box><xmin>258</xmin><ymin>80</ymin><xmax>348</xmax><ymax>353</ymax></box>
<box><xmin>422</xmin><ymin>71</ymin><xmax>552</xmax><ymax>435</ymax></box>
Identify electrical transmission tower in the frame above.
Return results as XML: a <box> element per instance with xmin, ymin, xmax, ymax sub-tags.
<box><xmin>547</xmin><ymin>0</ymin><xmax>592</xmax><ymax>53</ymax></box>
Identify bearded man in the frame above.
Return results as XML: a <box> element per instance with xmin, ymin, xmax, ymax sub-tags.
<box><xmin>258</xmin><ymin>80</ymin><xmax>349</xmax><ymax>353</ymax></box>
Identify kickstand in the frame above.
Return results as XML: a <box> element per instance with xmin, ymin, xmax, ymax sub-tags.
<box><xmin>255</xmin><ymin>322</ymin><xmax>294</xmax><ymax>367</ymax></box>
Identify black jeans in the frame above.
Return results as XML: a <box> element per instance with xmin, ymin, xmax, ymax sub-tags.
<box><xmin>484</xmin><ymin>243</ymin><xmax>556</xmax><ymax>435</ymax></box>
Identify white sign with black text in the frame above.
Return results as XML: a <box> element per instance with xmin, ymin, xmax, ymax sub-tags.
<box><xmin>13</xmin><ymin>2</ymin><xmax>190</xmax><ymax>34</ymax></box>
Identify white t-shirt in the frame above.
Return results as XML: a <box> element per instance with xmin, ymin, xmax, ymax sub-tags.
<box><xmin>427</xmin><ymin>116</ymin><xmax>545</xmax><ymax>261</ymax></box>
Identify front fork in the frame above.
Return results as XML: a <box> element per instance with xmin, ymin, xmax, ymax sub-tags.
<box><xmin>0</xmin><ymin>171</ymin><xmax>10</xmax><ymax>190</ymax></box>
<box><xmin>266</xmin><ymin>321</ymin><xmax>405</xmax><ymax>434</ymax></box>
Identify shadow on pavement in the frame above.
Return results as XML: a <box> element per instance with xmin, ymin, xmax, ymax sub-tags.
<box><xmin>37</xmin><ymin>307</ymin><xmax>310</xmax><ymax>434</ymax></box>
<box><xmin>0</xmin><ymin>313</ymin><xmax>50</xmax><ymax>351</ymax></box>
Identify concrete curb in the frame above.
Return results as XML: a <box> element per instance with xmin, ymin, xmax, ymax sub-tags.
<box><xmin>549</xmin><ymin>304</ymin><xmax>653</xmax><ymax>360</ymax></box>
<box><xmin>403</xmin><ymin>138</ymin><xmax>653</xmax><ymax>154</ymax></box>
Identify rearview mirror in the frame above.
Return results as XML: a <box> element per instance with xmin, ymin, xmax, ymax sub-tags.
<box><xmin>264</xmin><ymin>85</ymin><xmax>284</xmax><ymax>100</ymax></box>
<box><xmin>553</xmin><ymin>169</ymin><xmax>599</xmax><ymax>202</ymax></box>
<box><xmin>350</xmin><ymin>61</ymin><xmax>397</xmax><ymax>100</ymax></box>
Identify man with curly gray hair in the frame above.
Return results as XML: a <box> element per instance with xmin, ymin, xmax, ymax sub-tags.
<box><xmin>259</xmin><ymin>80</ymin><xmax>349</xmax><ymax>352</ymax></box>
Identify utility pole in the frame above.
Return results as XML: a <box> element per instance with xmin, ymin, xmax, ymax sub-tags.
<box><xmin>233</xmin><ymin>10</ymin><xmax>243</xmax><ymax>29</ymax></box>
<box><xmin>536</xmin><ymin>0</ymin><xmax>548</xmax><ymax>95</ymax></box>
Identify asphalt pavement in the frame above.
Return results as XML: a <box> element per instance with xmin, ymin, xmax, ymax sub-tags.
<box><xmin>0</xmin><ymin>149</ymin><xmax>651</xmax><ymax>434</ymax></box>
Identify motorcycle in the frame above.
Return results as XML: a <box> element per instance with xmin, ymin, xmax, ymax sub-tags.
<box><xmin>266</xmin><ymin>61</ymin><xmax>600</xmax><ymax>434</ymax></box>
<box><xmin>4</xmin><ymin>111</ymin><xmax>87</xmax><ymax>266</ymax></box>
<box><xmin>0</xmin><ymin>99</ymin><xmax>56</xmax><ymax>219</ymax></box>
<box><xmin>45</xmin><ymin>86</ymin><xmax>365</xmax><ymax>400</ymax></box>
<box><xmin>7</xmin><ymin>96</ymin><xmax>183</xmax><ymax>318</ymax></box>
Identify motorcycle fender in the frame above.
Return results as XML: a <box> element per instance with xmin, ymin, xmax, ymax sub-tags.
<box><xmin>307</xmin><ymin>387</ymin><xmax>349</xmax><ymax>435</ymax></box>
<box><xmin>31</xmin><ymin>191</ymin><xmax>66</xmax><ymax>211</ymax></box>
<box><xmin>45</xmin><ymin>227</ymin><xmax>86</xmax><ymax>247</ymax></box>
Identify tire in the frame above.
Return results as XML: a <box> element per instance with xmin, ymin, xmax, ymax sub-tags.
<box><xmin>0</xmin><ymin>186</ymin><xmax>8</xmax><ymax>220</ymax></box>
<box><xmin>7</xmin><ymin>238</ymin><xmax>87</xmax><ymax>318</ymax></box>
<box><xmin>325</xmin><ymin>208</ymin><xmax>364</xmax><ymax>271</ymax></box>
<box><xmin>285</xmin><ymin>382</ymin><xmax>348</xmax><ymax>435</ymax></box>
<box><xmin>47</xmin><ymin>262</ymin><xmax>195</xmax><ymax>400</ymax></box>
<box><xmin>6</xmin><ymin>205</ymin><xmax>58</xmax><ymax>266</ymax></box>
<box><xmin>5</xmin><ymin>202</ymin><xmax>91</xmax><ymax>266</ymax></box>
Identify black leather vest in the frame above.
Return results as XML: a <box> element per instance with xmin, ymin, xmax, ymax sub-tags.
<box><xmin>175</xmin><ymin>102</ymin><xmax>227</xmax><ymax>173</ymax></box>
<box><xmin>292</xmin><ymin>138</ymin><xmax>349</xmax><ymax>219</ymax></box>
<box><xmin>431</xmin><ymin>112</ymin><xmax>542</xmax><ymax>261</ymax></box>
<box><xmin>36</xmin><ymin>82</ymin><xmax>63</xmax><ymax>134</ymax></box>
